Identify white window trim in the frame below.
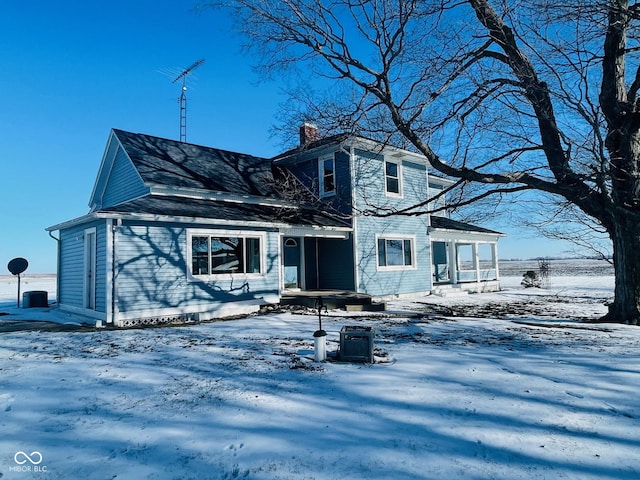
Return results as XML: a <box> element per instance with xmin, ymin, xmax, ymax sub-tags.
<box><xmin>318</xmin><ymin>155</ymin><xmax>336</xmax><ymax>197</ymax></box>
<box><xmin>384</xmin><ymin>159</ymin><xmax>403</xmax><ymax>198</ymax></box>
<box><xmin>83</xmin><ymin>227</ymin><xmax>97</xmax><ymax>311</ymax></box>
<box><xmin>375</xmin><ymin>234</ymin><xmax>417</xmax><ymax>271</ymax></box>
<box><xmin>186</xmin><ymin>229</ymin><xmax>267</xmax><ymax>282</ymax></box>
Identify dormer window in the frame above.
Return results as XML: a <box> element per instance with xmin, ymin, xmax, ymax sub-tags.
<box><xmin>385</xmin><ymin>160</ymin><xmax>401</xmax><ymax>196</ymax></box>
<box><xmin>319</xmin><ymin>155</ymin><xmax>336</xmax><ymax>197</ymax></box>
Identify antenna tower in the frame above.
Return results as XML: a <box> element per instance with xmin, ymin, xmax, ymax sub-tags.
<box><xmin>172</xmin><ymin>58</ymin><xmax>205</xmax><ymax>142</ymax></box>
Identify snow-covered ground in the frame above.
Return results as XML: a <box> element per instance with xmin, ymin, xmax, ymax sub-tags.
<box><xmin>1</xmin><ymin>262</ymin><xmax>639</xmax><ymax>479</ymax></box>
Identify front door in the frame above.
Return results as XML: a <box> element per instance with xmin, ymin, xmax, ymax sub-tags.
<box><xmin>283</xmin><ymin>237</ymin><xmax>302</xmax><ymax>289</ymax></box>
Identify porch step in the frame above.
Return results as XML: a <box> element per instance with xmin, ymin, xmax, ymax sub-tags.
<box><xmin>345</xmin><ymin>302</ymin><xmax>386</xmax><ymax>312</ymax></box>
<box><xmin>432</xmin><ymin>286</ymin><xmax>469</xmax><ymax>298</ymax></box>
<box><xmin>281</xmin><ymin>290</ymin><xmax>379</xmax><ymax>310</ymax></box>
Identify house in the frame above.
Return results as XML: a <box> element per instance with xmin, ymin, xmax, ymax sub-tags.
<box><xmin>46</xmin><ymin>126</ymin><xmax>503</xmax><ymax>327</ymax></box>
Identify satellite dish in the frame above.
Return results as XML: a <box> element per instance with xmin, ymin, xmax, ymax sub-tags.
<box><xmin>8</xmin><ymin>257</ymin><xmax>28</xmax><ymax>276</ymax></box>
<box><xmin>7</xmin><ymin>257</ymin><xmax>28</xmax><ymax>308</ymax></box>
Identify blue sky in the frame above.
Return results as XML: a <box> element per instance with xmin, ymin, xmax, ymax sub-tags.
<box><xmin>0</xmin><ymin>1</ymin><xmax>580</xmax><ymax>273</ymax></box>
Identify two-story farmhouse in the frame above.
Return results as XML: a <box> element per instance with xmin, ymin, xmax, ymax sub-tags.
<box><xmin>46</xmin><ymin>125</ymin><xmax>502</xmax><ymax>326</ymax></box>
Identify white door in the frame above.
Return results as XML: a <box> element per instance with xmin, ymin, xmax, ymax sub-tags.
<box><xmin>84</xmin><ymin>228</ymin><xmax>97</xmax><ymax>310</ymax></box>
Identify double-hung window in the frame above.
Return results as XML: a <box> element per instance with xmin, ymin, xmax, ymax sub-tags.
<box><xmin>385</xmin><ymin>160</ymin><xmax>401</xmax><ymax>195</ymax></box>
<box><xmin>377</xmin><ymin>236</ymin><xmax>415</xmax><ymax>269</ymax></box>
<box><xmin>190</xmin><ymin>231</ymin><xmax>263</xmax><ymax>277</ymax></box>
<box><xmin>318</xmin><ymin>156</ymin><xmax>336</xmax><ymax>197</ymax></box>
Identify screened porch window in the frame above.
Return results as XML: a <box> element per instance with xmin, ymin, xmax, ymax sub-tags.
<box><xmin>191</xmin><ymin>235</ymin><xmax>262</xmax><ymax>275</ymax></box>
<box><xmin>378</xmin><ymin>237</ymin><xmax>414</xmax><ymax>268</ymax></box>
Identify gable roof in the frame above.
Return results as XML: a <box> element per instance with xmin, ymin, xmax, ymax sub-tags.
<box><xmin>112</xmin><ymin>129</ymin><xmax>277</xmax><ymax>197</ymax></box>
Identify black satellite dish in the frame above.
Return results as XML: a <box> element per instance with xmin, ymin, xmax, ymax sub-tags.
<box><xmin>7</xmin><ymin>257</ymin><xmax>28</xmax><ymax>307</ymax></box>
<box><xmin>8</xmin><ymin>257</ymin><xmax>28</xmax><ymax>276</ymax></box>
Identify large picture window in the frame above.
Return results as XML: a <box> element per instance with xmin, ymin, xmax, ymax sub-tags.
<box><xmin>190</xmin><ymin>233</ymin><xmax>262</xmax><ymax>276</ymax></box>
<box><xmin>378</xmin><ymin>237</ymin><xmax>414</xmax><ymax>268</ymax></box>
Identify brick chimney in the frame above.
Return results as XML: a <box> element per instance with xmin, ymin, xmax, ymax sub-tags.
<box><xmin>299</xmin><ymin>122</ymin><xmax>319</xmax><ymax>145</ymax></box>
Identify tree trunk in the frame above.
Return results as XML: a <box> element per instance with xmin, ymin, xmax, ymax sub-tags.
<box><xmin>604</xmin><ymin>213</ymin><xmax>640</xmax><ymax>325</ymax></box>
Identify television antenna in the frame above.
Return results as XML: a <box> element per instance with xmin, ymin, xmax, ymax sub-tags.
<box><xmin>172</xmin><ymin>58</ymin><xmax>205</xmax><ymax>142</ymax></box>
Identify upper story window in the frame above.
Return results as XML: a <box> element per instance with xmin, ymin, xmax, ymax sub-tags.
<box><xmin>385</xmin><ymin>160</ymin><xmax>401</xmax><ymax>196</ymax></box>
<box><xmin>189</xmin><ymin>230</ymin><xmax>263</xmax><ymax>278</ymax></box>
<box><xmin>318</xmin><ymin>156</ymin><xmax>336</xmax><ymax>197</ymax></box>
<box><xmin>428</xmin><ymin>182</ymin><xmax>447</xmax><ymax>212</ymax></box>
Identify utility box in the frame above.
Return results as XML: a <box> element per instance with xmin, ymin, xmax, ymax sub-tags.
<box><xmin>22</xmin><ymin>291</ymin><xmax>48</xmax><ymax>308</ymax></box>
<box><xmin>340</xmin><ymin>326</ymin><xmax>375</xmax><ymax>363</ymax></box>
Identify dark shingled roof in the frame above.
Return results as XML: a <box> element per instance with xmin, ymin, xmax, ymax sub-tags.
<box><xmin>272</xmin><ymin>132</ymin><xmax>424</xmax><ymax>163</ymax></box>
<box><xmin>272</xmin><ymin>133</ymin><xmax>352</xmax><ymax>162</ymax></box>
<box><xmin>99</xmin><ymin>195</ymin><xmax>350</xmax><ymax>229</ymax></box>
<box><xmin>430</xmin><ymin>216</ymin><xmax>502</xmax><ymax>235</ymax></box>
<box><xmin>113</xmin><ymin>129</ymin><xmax>277</xmax><ymax>196</ymax></box>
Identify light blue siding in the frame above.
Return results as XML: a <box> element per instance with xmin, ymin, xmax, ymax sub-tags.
<box><xmin>59</xmin><ymin>227</ymin><xmax>84</xmax><ymax>308</ymax></box>
<box><xmin>58</xmin><ymin>220</ymin><xmax>108</xmax><ymax>313</ymax></box>
<box><xmin>352</xmin><ymin>149</ymin><xmax>427</xmax><ymax>211</ymax></box>
<box><xmin>114</xmin><ymin>222</ymin><xmax>280</xmax><ymax>315</ymax></box>
<box><xmin>102</xmin><ymin>148</ymin><xmax>148</xmax><ymax>208</ymax></box>
<box><xmin>352</xmin><ymin>150</ymin><xmax>432</xmax><ymax>296</ymax></box>
<box><xmin>286</xmin><ymin>147</ymin><xmax>433</xmax><ymax>296</ymax></box>
<box><xmin>355</xmin><ymin>216</ymin><xmax>431</xmax><ymax>296</ymax></box>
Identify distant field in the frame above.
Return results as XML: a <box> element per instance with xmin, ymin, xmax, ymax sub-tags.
<box><xmin>499</xmin><ymin>258</ymin><xmax>614</xmax><ymax>277</ymax></box>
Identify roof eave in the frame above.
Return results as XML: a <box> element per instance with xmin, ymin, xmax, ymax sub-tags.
<box><xmin>274</xmin><ymin>134</ymin><xmax>434</xmax><ymax>166</ymax></box>
<box><xmin>346</xmin><ymin>137</ymin><xmax>430</xmax><ymax>165</ymax></box>
<box><xmin>46</xmin><ymin>213</ymin><xmax>108</xmax><ymax>232</ymax></box>
<box><xmin>47</xmin><ymin>211</ymin><xmax>352</xmax><ymax>233</ymax></box>
<box><xmin>428</xmin><ymin>225</ymin><xmax>505</xmax><ymax>238</ymax></box>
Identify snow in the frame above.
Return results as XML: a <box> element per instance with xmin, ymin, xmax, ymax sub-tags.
<box><xmin>1</xmin><ymin>263</ymin><xmax>639</xmax><ymax>479</ymax></box>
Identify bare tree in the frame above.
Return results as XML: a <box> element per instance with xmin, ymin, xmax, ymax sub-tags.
<box><xmin>207</xmin><ymin>0</ymin><xmax>640</xmax><ymax>325</ymax></box>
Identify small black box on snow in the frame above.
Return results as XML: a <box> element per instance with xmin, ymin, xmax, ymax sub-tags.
<box><xmin>339</xmin><ymin>326</ymin><xmax>375</xmax><ymax>363</ymax></box>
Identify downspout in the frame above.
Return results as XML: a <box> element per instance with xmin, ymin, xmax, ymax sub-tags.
<box><xmin>111</xmin><ymin>218</ymin><xmax>122</xmax><ymax>325</ymax></box>
<box><xmin>349</xmin><ymin>146</ymin><xmax>360</xmax><ymax>292</ymax></box>
<box><xmin>425</xmin><ymin>163</ymin><xmax>432</xmax><ymax>292</ymax></box>
<box><xmin>48</xmin><ymin>230</ymin><xmax>60</xmax><ymax>305</ymax></box>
